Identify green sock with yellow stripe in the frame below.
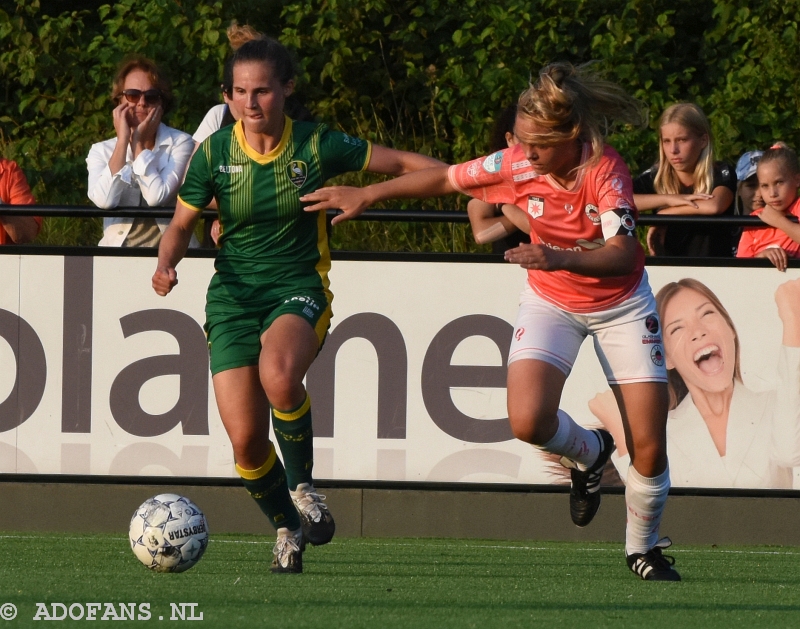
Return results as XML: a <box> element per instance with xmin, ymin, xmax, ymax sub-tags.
<box><xmin>272</xmin><ymin>393</ymin><xmax>315</xmax><ymax>491</ymax></box>
<box><xmin>236</xmin><ymin>443</ymin><xmax>301</xmax><ymax>531</ymax></box>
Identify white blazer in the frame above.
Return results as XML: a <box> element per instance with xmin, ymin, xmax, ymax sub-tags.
<box><xmin>87</xmin><ymin>123</ymin><xmax>197</xmax><ymax>247</ymax></box>
<box><xmin>611</xmin><ymin>346</ymin><xmax>800</xmax><ymax>489</ymax></box>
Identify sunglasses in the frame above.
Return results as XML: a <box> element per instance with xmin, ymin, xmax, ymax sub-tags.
<box><xmin>120</xmin><ymin>89</ymin><xmax>162</xmax><ymax>106</ymax></box>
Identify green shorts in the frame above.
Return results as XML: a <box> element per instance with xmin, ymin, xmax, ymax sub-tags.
<box><xmin>205</xmin><ymin>278</ymin><xmax>332</xmax><ymax>375</ymax></box>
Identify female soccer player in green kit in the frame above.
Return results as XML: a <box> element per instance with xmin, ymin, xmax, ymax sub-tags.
<box><xmin>152</xmin><ymin>38</ymin><xmax>444</xmax><ymax>573</ymax></box>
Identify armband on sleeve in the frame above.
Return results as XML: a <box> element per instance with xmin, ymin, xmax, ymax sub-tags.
<box><xmin>601</xmin><ymin>206</ymin><xmax>637</xmax><ymax>240</ymax></box>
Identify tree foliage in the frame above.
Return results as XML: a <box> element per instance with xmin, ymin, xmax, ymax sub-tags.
<box><xmin>2</xmin><ymin>0</ymin><xmax>800</xmax><ymax>246</ymax></box>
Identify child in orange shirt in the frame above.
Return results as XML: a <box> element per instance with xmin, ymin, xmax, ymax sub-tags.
<box><xmin>737</xmin><ymin>144</ymin><xmax>800</xmax><ymax>271</ymax></box>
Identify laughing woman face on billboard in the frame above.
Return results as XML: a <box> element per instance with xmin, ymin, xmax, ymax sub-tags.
<box><xmin>590</xmin><ymin>277</ymin><xmax>800</xmax><ymax>489</ymax></box>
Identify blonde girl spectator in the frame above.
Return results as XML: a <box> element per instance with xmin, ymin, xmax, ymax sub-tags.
<box><xmin>634</xmin><ymin>103</ymin><xmax>736</xmax><ymax>257</ymax></box>
<box><xmin>737</xmin><ymin>144</ymin><xmax>800</xmax><ymax>271</ymax></box>
<box><xmin>87</xmin><ymin>56</ymin><xmax>197</xmax><ymax>247</ymax></box>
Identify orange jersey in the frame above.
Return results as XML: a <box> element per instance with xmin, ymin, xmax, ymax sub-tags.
<box><xmin>736</xmin><ymin>198</ymin><xmax>800</xmax><ymax>258</ymax></box>
<box><xmin>448</xmin><ymin>143</ymin><xmax>643</xmax><ymax>313</ymax></box>
<box><xmin>0</xmin><ymin>158</ymin><xmax>39</xmax><ymax>245</ymax></box>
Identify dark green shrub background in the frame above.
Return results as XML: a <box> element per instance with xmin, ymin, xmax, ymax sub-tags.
<box><xmin>2</xmin><ymin>0</ymin><xmax>799</xmax><ymax>248</ymax></box>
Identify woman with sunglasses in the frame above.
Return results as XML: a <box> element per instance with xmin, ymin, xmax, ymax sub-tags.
<box><xmin>87</xmin><ymin>55</ymin><xmax>197</xmax><ymax>247</ymax></box>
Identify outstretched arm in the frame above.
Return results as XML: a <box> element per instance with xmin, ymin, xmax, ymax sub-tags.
<box><xmin>152</xmin><ymin>201</ymin><xmax>200</xmax><ymax>296</ymax></box>
<box><xmin>365</xmin><ymin>145</ymin><xmax>445</xmax><ymax>176</ymax></box>
<box><xmin>300</xmin><ymin>164</ymin><xmax>455</xmax><ymax>225</ymax></box>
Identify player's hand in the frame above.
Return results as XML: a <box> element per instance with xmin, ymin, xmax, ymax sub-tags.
<box><xmin>152</xmin><ymin>265</ymin><xmax>178</xmax><ymax>296</ymax></box>
<box><xmin>300</xmin><ymin>186</ymin><xmax>371</xmax><ymax>225</ymax></box>
<box><xmin>757</xmin><ymin>206</ymin><xmax>787</xmax><ymax>229</ymax></box>
<box><xmin>756</xmin><ymin>247</ymin><xmax>789</xmax><ymax>272</ymax></box>
<box><xmin>504</xmin><ymin>243</ymin><xmax>561</xmax><ymax>270</ymax></box>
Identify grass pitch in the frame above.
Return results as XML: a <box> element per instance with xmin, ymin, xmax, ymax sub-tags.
<box><xmin>0</xmin><ymin>533</ymin><xmax>798</xmax><ymax>628</ymax></box>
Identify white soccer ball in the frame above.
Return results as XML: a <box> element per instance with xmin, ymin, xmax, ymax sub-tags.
<box><xmin>129</xmin><ymin>494</ymin><xmax>209</xmax><ymax>573</ymax></box>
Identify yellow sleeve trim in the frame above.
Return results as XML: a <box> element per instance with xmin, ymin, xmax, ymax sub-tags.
<box><xmin>235</xmin><ymin>443</ymin><xmax>277</xmax><ymax>480</ymax></box>
<box><xmin>273</xmin><ymin>394</ymin><xmax>311</xmax><ymax>421</ymax></box>
<box><xmin>177</xmin><ymin>195</ymin><xmax>205</xmax><ymax>213</ymax></box>
<box><xmin>361</xmin><ymin>141</ymin><xmax>373</xmax><ymax>172</ymax></box>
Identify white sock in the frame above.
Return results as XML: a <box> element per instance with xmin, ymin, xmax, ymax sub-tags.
<box><xmin>537</xmin><ymin>409</ymin><xmax>601</xmax><ymax>469</ymax></box>
<box><xmin>625</xmin><ymin>465</ymin><xmax>670</xmax><ymax>555</ymax></box>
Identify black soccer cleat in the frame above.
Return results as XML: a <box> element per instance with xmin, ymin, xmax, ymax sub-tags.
<box><xmin>627</xmin><ymin>538</ymin><xmax>681</xmax><ymax>581</ymax></box>
<box><xmin>560</xmin><ymin>428</ymin><xmax>616</xmax><ymax>527</ymax></box>
<box><xmin>270</xmin><ymin>527</ymin><xmax>304</xmax><ymax>574</ymax></box>
<box><xmin>290</xmin><ymin>483</ymin><xmax>336</xmax><ymax>546</ymax></box>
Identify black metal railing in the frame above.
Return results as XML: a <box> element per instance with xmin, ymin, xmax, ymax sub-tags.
<box><xmin>0</xmin><ymin>204</ymin><xmax>793</xmax><ymax>227</ymax></box>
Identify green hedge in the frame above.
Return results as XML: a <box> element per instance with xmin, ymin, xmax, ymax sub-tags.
<box><xmin>2</xmin><ymin>0</ymin><xmax>800</xmax><ymax>247</ymax></box>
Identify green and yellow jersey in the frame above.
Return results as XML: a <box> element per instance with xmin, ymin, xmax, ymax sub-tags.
<box><xmin>179</xmin><ymin>117</ymin><xmax>371</xmax><ymax>303</ymax></box>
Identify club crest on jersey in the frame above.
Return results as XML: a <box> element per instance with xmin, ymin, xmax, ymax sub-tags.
<box><xmin>527</xmin><ymin>195</ymin><xmax>544</xmax><ymax>219</ymax></box>
<box><xmin>286</xmin><ymin>160</ymin><xmax>308</xmax><ymax>188</ymax></box>
<box><xmin>584</xmin><ymin>204</ymin><xmax>600</xmax><ymax>224</ymax></box>
<box><xmin>482</xmin><ymin>151</ymin><xmax>503</xmax><ymax>173</ymax></box>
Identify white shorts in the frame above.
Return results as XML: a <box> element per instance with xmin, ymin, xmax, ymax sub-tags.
<box><xmin>508</xmin><ymin>273</ymin><xmax>667</xmax><ymax>385</ymax></box>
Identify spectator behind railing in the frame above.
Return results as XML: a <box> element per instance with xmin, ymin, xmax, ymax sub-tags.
<box><xmin>86</xmin><ymin>55</ymin><xmax>197</xmax><ymax>248</ymax></box>
<box><xmin>734</xmin><ymin>150</ymin><xmax>764</xmax><ymax>216</ymax></box>
<box><xmin>633</xmin><ymin>103</ymin><xmax>736</xmax><ymax>257</ymax></box>
<box><xmin>465</xmin><ymin>104</ymin><xmax>532</xmax><ymax>253</ymax></box>
<box><xmin>737</xmin><ymin>143</ymin><xmax>800</xmax><ymax>271</ymax></box>
<box><xmin>0</xmin><ymin>157</ymin><xmax>41</xmax><ymax>244</ymax></box>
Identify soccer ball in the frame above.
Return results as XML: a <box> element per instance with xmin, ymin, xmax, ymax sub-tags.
<box><xmin>128</xmin><ymin>494</ymin><xmax>209</xmax><ymax>573</ymax></box>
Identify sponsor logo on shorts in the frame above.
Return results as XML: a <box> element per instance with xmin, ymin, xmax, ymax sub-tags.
<box><xmin>285</xmin><ymin>295</ymin><xmax>320</xmax><ymax>312</ymax></box>
<box><xmin>650</xmin><ymin>345</ymin><xmax>665</xmax><ymax>366</ymax></box>
<box><xmin>527</xmin><ymin>196</ymin><xmax>544</xmax><ymax>219</ymax></box>
<box><xmin>287</xmin><ymin>160</ymin><xmax>308</xmax><ymax>188</ymax></box>
<box><xmin>219</xmin><ymin>164</ymin><xmax>243</xmax><ymax>174</ymax></box>
<box><xmin>645</xmin><ymin>315</ymin><xmax>659</xmax><ymax>334</ymax></box>
<box><xmin>482</xmin><ymin>151</ymin><xmax>503</xmax><ymax>173</ymax></box>
<box><xmin>515</xmin><ymin>327</ymin><xmax>525</xmax><ymax>341</ymax></box>
<box><xmin>584</xmin><ymin>204</ymin><xmax>600</xmax><ymax>223</ymax></box>
<box><xmin>303</xmin><ymin>307</ymin><xmax>315</xmax><ymax>318</ymax></box>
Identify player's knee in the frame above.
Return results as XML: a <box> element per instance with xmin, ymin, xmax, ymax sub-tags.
<box><xmin>260</xmin><ymin>369</ymin><xmax>303</xmax><ymax>409</ymax></box>
<box><xmin>231</xmin><ymin>438</ymin><xmax>272</xmax><ymax>471</ymax></box>
<box><xmin>629</xmin><ymin>440</ymin><xmax>667</xmax><ymax>477</ymax></box>
<box><xmin>508</xmin><ymin>413</ymin><xmax>551</xmax><ymax>446</ymax></box>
